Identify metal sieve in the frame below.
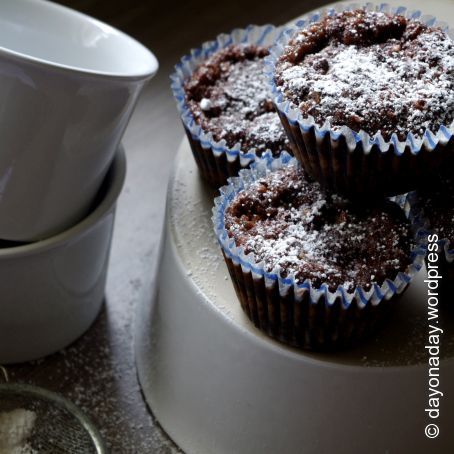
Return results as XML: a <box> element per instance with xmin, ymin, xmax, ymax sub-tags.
<box><xmin>0</xmin><ymin>380</ymin><xmax>106</xmax><ymax>454</ymax></box>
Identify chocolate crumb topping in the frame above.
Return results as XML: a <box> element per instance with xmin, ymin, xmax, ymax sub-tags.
<box><xmin>184</xmin><ymin>44</ymin><xmax>289</xmax><ymax>154</ymax></box>
<box><xmin>275</xmin><ymin>9</ymin><xmax>454</xmax><ymax>140</ymax></box>
<box><xmin>225</xmin><ymin>166</ymin><xmax>414</xmax><ymax>291</ymax></box>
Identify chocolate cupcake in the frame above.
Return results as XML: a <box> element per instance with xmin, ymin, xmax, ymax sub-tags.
<box><xmin>171</xmin><ymin>25</ymin><xmax>291</xmax><ymax>187</ymax></box>
<box><xmin>266</xmin><ymin>5</ymin><xmax>454</xmax><ymax>198</ymax></box>
<box><xmin>213</xmin><ymin>152</ymin><xmax>427</xmax><ymax>350</ymax></box>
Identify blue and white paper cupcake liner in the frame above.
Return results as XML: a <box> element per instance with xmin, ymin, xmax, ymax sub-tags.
<box><xmin>213</xmin><ymin>152</ymin><xmax>428</xmax><ymax>349</ymax></box>
<box><xmin>265</xmin><ymin>3</ymin><xmax>454</xmax><ymax>198</ymax></box>
<box><xmin>171</xmin><ymin>25</ymin><xmax>290</xmax><ymax>187</ymax></box>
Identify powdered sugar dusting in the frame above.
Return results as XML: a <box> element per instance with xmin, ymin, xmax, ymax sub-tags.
<box><xmin>248</xmin><ymin>112</ymin><xmax>288</xmax><ymax>150</ymax></box>
<box><xmin>225</xmin><ymin>167</ymin><xmax>413</xmax><ymax>291</ymax></box>
<box><xmin>0</xmin><ymin>409</ymin><xmax>36</xmax><ymax>454</ymax></box>
<box><xmin>276</xmin><ymin>10</ymin><xmax>454</xmax><ymax>140</ymax></box>
<box><xmin>185</xmin><ymin>45</ymin><xmax>289</xmax><ymax>154</ymax></box>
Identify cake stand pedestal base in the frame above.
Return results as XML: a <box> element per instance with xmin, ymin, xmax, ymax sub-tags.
<box><xmin>136</xmin><ymin>139</ymin><xmax>454</xmax><ymax>454</ymax></box>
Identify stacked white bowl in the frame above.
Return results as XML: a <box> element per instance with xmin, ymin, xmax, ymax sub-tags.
<box><xmin>0</xmin><ymin>0</ymin><xmax>158</xmax><ymax>363</ymax></box>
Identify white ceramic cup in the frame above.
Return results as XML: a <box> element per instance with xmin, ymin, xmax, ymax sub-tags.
<box><xmin>0</xmin><ymin>145</ymin><xmax>126</xmax><ymax>364</ymax></box>
<box><xmin>0</xmin><ymin>0</ymin><xmax>158</xmax><ymax>241</ymax></box>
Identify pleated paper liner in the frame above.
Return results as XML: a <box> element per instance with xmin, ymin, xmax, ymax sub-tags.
<box><xmin>213</xmin><ymin>152</ymin><xmax>428</xmax><ymax>350</ymax></box>
<box><xmin>265</xmin><ymin>3</ymin><xmax>454</xmax><ymax>199</ymax></box>
<box><xmin>171</xmin><ymin>24</ymin><xmax>291</xmax><ymax>187</ymax></box>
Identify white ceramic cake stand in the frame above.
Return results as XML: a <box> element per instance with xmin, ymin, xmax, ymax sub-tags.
<box><xmin>136</xmin><ymin>1</ymin><xmax>454</xmax><ymax>451</ymax></box>
<box><xmin>136</xmin><ymin>139</ymin><xmax>454</xmax><ymax>454</ymax></box>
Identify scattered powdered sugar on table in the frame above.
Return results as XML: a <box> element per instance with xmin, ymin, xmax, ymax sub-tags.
<box><xmin>0</xmin><ymin>409</ymin><xmax>36</xmax><ymax>454</ymax></box>
<box><xmin>276</xmin><ymin>10</ymin><xmax>454</xmax><ymax>140</ymax></box>
<box><xmin>8</xmin><ymin>256</ymin><xmax>181</xmax><ymax>453</ymax></box>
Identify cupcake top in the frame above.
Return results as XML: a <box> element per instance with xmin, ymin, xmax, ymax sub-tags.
<box><xmin>274</xmin><ymin>9</ymin><xmax>454</xmax><ymax>140</ymax></box>
<box><xmin>224</xmin><ymin>166</ymin><xmax>414</xmax><ymax>291</ymax></box>
<box><xmin>184</xmin><ymin>44</ymin><xmax>289</xmax><ymax>155</ymax></box>
<box><xmin>418</xmin><ymin>178</ymin><xmax>454</xmax><ymax>249</ymax></box>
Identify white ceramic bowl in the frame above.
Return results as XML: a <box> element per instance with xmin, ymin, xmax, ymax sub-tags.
<box><xmin>0</xmin><ymin>146</ymin><xmax>126</xmax><ymax>364</ymax></box>
<box><xmin>0</xmin><ymin>0</ymin><xmax>158</xmax><ymax>241</ymax></box>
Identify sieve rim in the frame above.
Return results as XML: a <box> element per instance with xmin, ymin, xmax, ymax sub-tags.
<box><xmin>0</xmin><ymin>383</ymin><xmax>107</xmax><ymax>454</ymax></box>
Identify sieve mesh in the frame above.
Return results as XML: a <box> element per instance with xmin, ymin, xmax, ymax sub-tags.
<box><xmin>0</xmin><ymin>383</ymin><xmax>106</xmax><ymax>454</ymax></box>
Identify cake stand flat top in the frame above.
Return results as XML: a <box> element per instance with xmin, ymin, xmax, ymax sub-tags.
<box><xmin>169</xmin><ymin>139</ymin><xmax>454</xmax><ymax>368</ymax></box>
